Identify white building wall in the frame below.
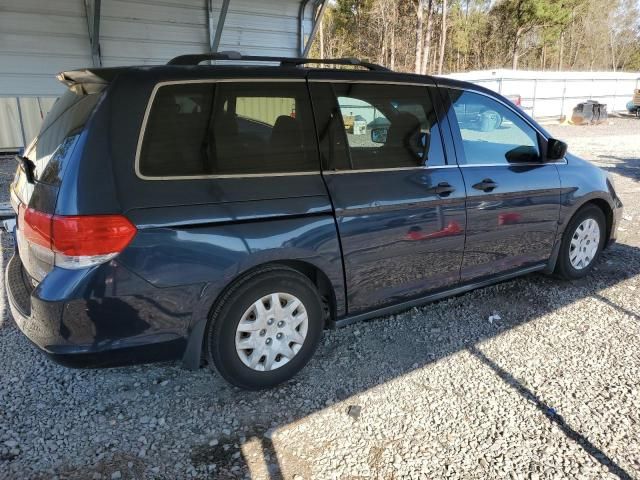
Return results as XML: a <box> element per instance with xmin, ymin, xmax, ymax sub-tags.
<box><xmin>0</xmin><ymin>0</ymin><xmax>316</xmax><ymax>149</ymax></box>
<box><xmin>218</xmin><ymin>0</ymin><xmax>304</xmax><ymax>57</ymax></box>
<box><xmin>99</xmin><ymin>0</ymin><xmax>210</xmax><ymax>67</ymax></box>
<box><xmin>0</xmin><ymin>0</ymin><xmax>93</xmax><ymax>97</ymax></box>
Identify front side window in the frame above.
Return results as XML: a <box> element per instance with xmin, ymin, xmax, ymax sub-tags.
<box><xmin>312</xmin><ymin>83</ymin><xmax>445</xmax><ymax>171</ymax></box>
<box><xmin>138</xmin><ymin>82</ymin><xmax>319</xmax><ymax>178</ymax></box>
<box><xmin>448</xmin><ymin>90</ymin><xmax>540</xmax><ymax>165</ymax></box>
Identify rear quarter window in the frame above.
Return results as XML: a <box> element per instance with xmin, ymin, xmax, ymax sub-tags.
<box><xmin>137</xmin><ymin>81</ymin><xmax>319</xmax><ymax>178</ymax></box>
<box><xmin>26</xmin><ymin>89</ymin><xmax>103</xmax><ymax>185</ymax></box>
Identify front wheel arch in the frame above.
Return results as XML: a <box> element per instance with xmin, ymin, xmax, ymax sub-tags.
<box><xmin>554</xmin><ymin>203</ymin><xmax>607</xmax><ymax>279</ymax></box>
<box><xmin>585</xmin><ymin>198</ymin><xmax>613</xmax><ymax>247</ymax></box>
<box><xmin>545</xmin><ymin>198</ymin><xmax>613</xmax><ymax>274</ymax></box>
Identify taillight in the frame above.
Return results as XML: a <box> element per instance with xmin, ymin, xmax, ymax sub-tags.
<box><xmin>23</xmin><ymin>207</ymin><xmax>52</xmax><ymax>248</ymax></box>
<box><xmin>19</xmin><ymin>206</ymin><xmax>136</xmax><ymax>269</ymax></box>
<box><xmin>52</xmin><ymin>215</ymin><xmax>137</xmax><ymax>257</ymax></box>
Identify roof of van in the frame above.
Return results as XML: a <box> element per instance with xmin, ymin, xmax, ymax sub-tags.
<box><xmin>57</xmin><ymin>64</ymin><xmax>475</xmax><ymax>92</ymax></box>
<box><xmin>57</xmin><ymin>51</ymin><xmax>501</xmax><ymax>97</ymax></box>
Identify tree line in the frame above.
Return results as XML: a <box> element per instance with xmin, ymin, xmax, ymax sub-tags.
<box><xmin>312</xmin><ymin>0</ymin><xmax>640</xmax><ymax>73</ymax></box>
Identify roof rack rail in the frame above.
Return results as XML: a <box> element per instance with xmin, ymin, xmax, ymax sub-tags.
<box><xmin>167</xmin><ymin>51</ymin><xmax>390</xmax><ymax>72</ymax></box>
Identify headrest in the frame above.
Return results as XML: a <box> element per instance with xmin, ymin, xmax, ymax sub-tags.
<box><xmin>386</xmin><ymin>112</ymin><xmax>421</xmax><ymax>146</ymax></box>
<box><xmin>271</xmin><ymin>115</ymin><xmax>301</xmax><ymax>148</ymax></box>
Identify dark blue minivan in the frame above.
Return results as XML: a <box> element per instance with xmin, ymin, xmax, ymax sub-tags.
<box><xmin>6</xmin><ymin>53</ymin><xmax>622</xmax><ymax>389</ymax></box>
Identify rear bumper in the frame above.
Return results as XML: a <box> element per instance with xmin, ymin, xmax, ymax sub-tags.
<box><xmin>6</xmin><ymin>254</ymin><xmax>53</xmax><ymax>348</ymax></box>
<box><xmin>5</xmin><ymin>253</ymin><xmax>189</xmax><ymax>367</ymax></box>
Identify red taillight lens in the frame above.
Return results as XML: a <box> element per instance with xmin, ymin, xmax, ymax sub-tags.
<box><xmin>23</xmin><ymin>207</ymin><xmax>53</xmax><ymax>249</ymax></box>
<box><xmin>52</xmin><ymin>215</ymin><xmax>137</xmax><ymax>256</ymax></box>
<box><xmin>21</xmin><ymin>207</ymin><xmax>136</xmax><ymax>258</ymax></box>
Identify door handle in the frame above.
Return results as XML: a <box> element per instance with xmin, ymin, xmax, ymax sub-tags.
<box><xmin>472</xmin><ymin>178</ymin><xmax>498</xmax><ymax>192</ymax></box>
<box><xmin>426</xmin><ymin>182</ymin><xmax>455</xmax><ymax>196</ymax></box>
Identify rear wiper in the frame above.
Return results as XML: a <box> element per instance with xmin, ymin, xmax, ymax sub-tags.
<box><xmin>15</xmin><ymin>155</ymin><xmax>35</xmax><ymax>184</ymax></box>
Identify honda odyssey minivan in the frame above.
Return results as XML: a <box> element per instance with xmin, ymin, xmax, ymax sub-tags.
<box><xmin>6</xmin><ymin>53</ymin><xmax>622</xmax><ymax>389</ymax></box>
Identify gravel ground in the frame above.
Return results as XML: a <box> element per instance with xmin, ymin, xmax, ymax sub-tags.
<box><xmin>1</xmin><ymin>117</ymin><xmax>639</xmax><ymax>479</ymax></box>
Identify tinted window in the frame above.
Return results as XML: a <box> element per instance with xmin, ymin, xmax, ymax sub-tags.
<box><xmin>448</xmin><ymin>90</ymin><xmax>540</xmax><ymax>165</ymax></box>
<box><xmin>335</xmin><ymin>84</ymin><xmax>445</xmax><ymax>170</ymax></box>
<box><xmin>337</xmin><ymin>96</ymin><xmax>388</xmax><ymax>152</ymax></box>
<box><xmin>25</xmin><ymin>89</ymin><xmax>102</xmax><ymax>185</ymax></box>
<box><xmin>138</xmin><ymin>82</ymin><xmax>319</xmax><ymax>178</ymax></box>
<box><xmin>310</xmin><ymin>83</ymin><xmax>445</xmax><ymax>171</ymax></box>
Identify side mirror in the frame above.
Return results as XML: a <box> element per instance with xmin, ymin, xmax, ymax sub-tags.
<box><xmin>546</xmin><ymin>138</ymin><xmax>567</xmax><ymax>161</ymax></box>
<box><xmin>371</xmin><ymin>127</ymin><xmax>388</xmax><ymax>144</ymax></box>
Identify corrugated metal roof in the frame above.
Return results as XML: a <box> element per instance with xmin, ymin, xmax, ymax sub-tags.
<box><xmin>0</xmin><ymin>0</ymin><xmax>93</xmax><ymax>96</ymax></box>
<box><xmin>0</xmin><ymin>0</ymin><xmax>316</xmax><ymax>96</ymax></box>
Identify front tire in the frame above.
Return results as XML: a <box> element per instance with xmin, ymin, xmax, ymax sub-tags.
<box><xmin>555</xmin><ymin>204</ymin><xmax>606</xmax><ymax>280</ymax></box>
<box><xmin>205</xmin><ymin>266</ymin><xmax>324</xmax><ymax>390</ymax></box>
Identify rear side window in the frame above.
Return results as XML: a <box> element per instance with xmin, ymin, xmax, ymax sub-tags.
<box><xmin>138</xmin><ymin>82</ymin><xmax>319</xmax><ymax>178</ymax></box>
<box><xmin>310</xmin><ymin>82</ymin><xmax>445</xmax><ymax>171</ymax></box>
<box><xmin>26</xmin><ymin>89</ymin><xmax>103</xmax><ymax>185</ymax></box>
<box><xmin>448</xmin><ymin>90</ymin><xmax>540</xmax><ymax>165</ymax></box>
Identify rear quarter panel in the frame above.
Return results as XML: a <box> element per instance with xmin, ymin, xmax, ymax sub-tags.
<box><xmin>118</xmin><ymin>203</ymin><xmax>345</xmax><ymax>327</ymax></box>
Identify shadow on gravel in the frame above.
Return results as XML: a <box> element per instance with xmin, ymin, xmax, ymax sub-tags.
<box><xmin>597</xmin><ymin>155</ymin><xmax>640</xmax><ymax>182</ymax></box>
<box><xmin>593</xmin><ymin>293</ymin><xmax>639</xmax><ymax>321</ymax></box>
<box><xmin>468</xmin><ymin>345</ymin><xmax>634</xmax><ymax>480</ymax></box>
<box><xmin>2</xmin><ymin>240</ymin><xmax>639</xmax><ymax>479</ymax></box>
<box><xmin>200</xmin><ymin>242</ymin><xmax>640</xmax><ymax>479</ymax></box>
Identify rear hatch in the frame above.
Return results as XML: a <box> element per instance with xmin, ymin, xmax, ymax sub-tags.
<box><xmin>11</xmin><ymin>71</ymin><xmax>134</xmax><ymax>284</ymax></box>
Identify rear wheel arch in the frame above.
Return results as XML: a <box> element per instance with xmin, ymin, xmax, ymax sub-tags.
<box><xmin>218</xmin><ymin>260</ymin><xmax>337</xmax><ymax>325</ymax></box>
<box><xmin>181</xmin><ymin>260</ymin><xmax>337</xmax><ymax>370</ymax></box>
<box><xmin>202</xmin><ymin>263</ymin><xmax>325</xmax><ymax>388</ymax></box>
<box><xmin>270</xmin><ymin>260</ymin><xmax>337</xmax><ymax>325</ymax></box>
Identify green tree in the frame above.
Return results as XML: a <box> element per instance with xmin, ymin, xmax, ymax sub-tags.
<box><xmin>491</xmin><ymin>0</ymin><xmax>565</xmax><ymax>69</ymax></box>
<box><xmin>308</xmin><ymin>0</ymin><xmax>640</xmax><ymax>73</ymax></box>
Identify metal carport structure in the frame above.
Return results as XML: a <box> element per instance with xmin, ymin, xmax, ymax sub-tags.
<box><xmin>0</xmin><ymin>0</ymin><xmax>327</xmax><ymax>150</ymax></box>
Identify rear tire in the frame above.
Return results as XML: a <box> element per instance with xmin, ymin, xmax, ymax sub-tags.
<box><xmin>205</xmin><ymin>266</ymin><xmax>324</xmax><ymax>390</ymax></box>
<box><xmin>555</xmin><ymin>204</ymin><xmax>606</xmax><ymax>280</ymax></box>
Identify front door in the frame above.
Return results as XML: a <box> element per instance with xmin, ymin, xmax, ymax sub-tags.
<box><xmin>444</xmin><ymin>88</ymin><xmax>562</xmax><ymax>282</ymax></box>
<box><xmin>309</xmin><ymin>75</ymin><xmax>466</xmax><ymax>314</ymax></box>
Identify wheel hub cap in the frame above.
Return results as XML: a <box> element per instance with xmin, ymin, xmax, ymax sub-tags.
<box><xmin>235</xmin><ymin>292</ymin><xmax>308</xmax><ymax>372</ymax></box>
<box><xmin>569</xmin><ymin>218</ymin><xmax>600</xmax><ymax>270</ymax></box>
